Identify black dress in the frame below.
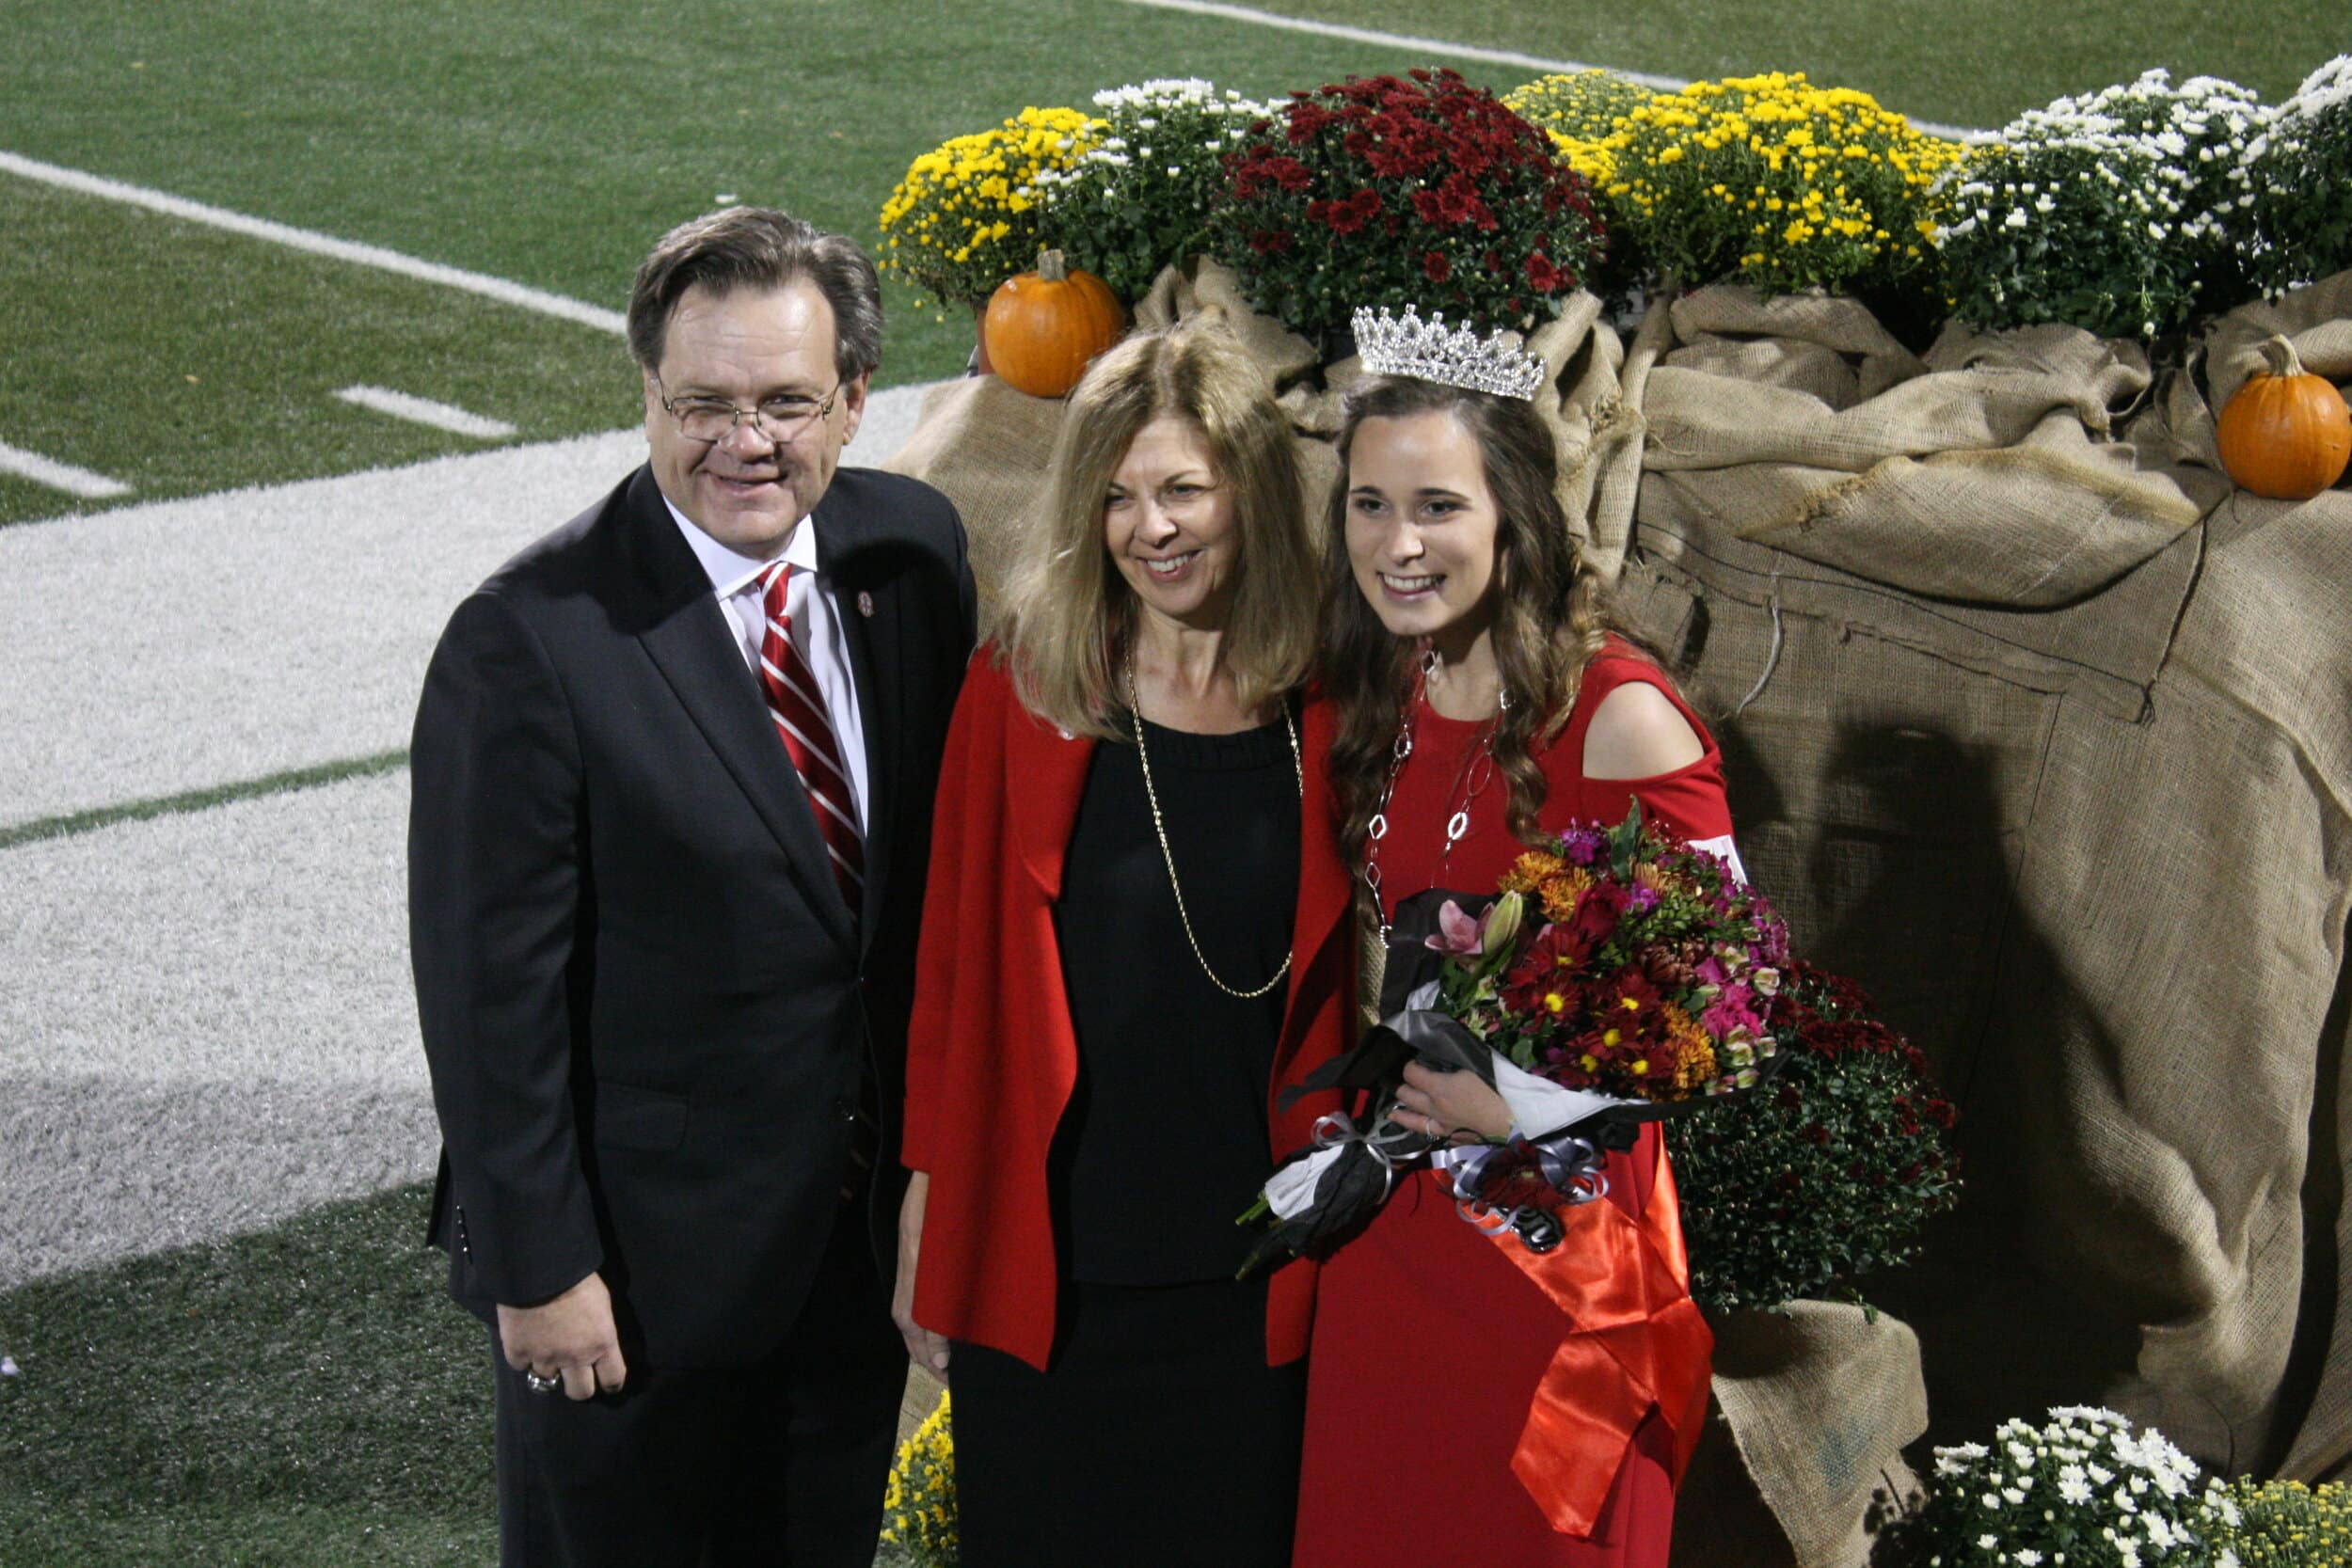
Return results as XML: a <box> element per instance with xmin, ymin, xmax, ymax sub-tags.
<box><xmin>951</xmin><ymin>709</ymin><xmax>1305</xmax><ymax>1568</ymax></box>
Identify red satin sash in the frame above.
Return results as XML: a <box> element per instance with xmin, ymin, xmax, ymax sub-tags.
<box><xmin>1463</xmin><ymin>1135</ymin><xmax>1714</xmax><ymax>1538</ymax></box>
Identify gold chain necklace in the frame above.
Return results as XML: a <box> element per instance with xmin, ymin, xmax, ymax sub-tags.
<box><xmin>1125</xmin><ymin>660</ymin><xmax>1304</xmax><ymax>1000</ymax></box>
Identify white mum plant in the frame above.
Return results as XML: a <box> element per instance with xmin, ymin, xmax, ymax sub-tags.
<box><xmin>2243</xmin><ymin>54</ymin><xmax>2352</xmax><ymax>292</ymax></box>
<box><xmin>1936</xmin><ymin>70</ymin><xmax>2264</xmax><ymax>338</ymax></box>
<box><xmin>1915</xmin><ymin>1406</ymin><xmax>2245</xmax><ymax>1567</ymax></box>
<box><xmin>1032</xmin><ymin>78</ymin><xmax>1276</xmax><ymax>301</ymax></box>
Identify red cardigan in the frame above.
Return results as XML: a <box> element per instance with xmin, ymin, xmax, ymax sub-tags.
<box><xmin>900</xmin><ymin>652</ymin><xmax>1355</xmax><ymax>1370</ymax></box>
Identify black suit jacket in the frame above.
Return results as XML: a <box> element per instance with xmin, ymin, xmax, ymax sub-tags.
<box><xmin>408</xmin><ymin>463</ymin><xmax>976</xmax><ymax>1368</ymax></box>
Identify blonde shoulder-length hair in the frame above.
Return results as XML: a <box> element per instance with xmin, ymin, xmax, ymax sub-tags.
<box><xmin>996</xmin><ymin>317</ymin><xmax>1319</xmax><ymax>739</ymax></box>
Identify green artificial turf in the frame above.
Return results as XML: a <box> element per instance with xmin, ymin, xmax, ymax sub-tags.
<box><xmin>1234</xmin><ymin>0</ymin><xmax>2345</xmax><ymax>129</ymax></box>
<box><xmin>0</xmin><ymin>176</ymin><xmax>632</xmax><ymax>527</ymax></box>
<box><xmin>0</xmin><ymin>0</ymin><xmax>1454</xmax><ymax>400</ymax></box>
<box><xmin>0</xmin><ymin>1184</ymin><xmax>498</xmax><ymax>1565</ymax></box>
<box><xmin>0</xmin><ymin>1183</ymin><xmax>923</xmax><ymax>1566</ymax></box>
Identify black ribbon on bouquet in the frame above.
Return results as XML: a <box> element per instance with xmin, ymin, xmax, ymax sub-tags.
<box><xmin>1241</xmin><ymin>888</ymin><xmax>1744</xmax><ymax>1275</ymax></box>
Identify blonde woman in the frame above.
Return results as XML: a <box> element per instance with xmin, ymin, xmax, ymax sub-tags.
<box><xmin>892</xmin><ymin>320</ymin><xmax>1355</xmax><ymax>1566</ymax></box>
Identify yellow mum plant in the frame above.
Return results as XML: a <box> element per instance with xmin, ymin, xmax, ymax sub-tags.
<box><xmin>2209</xmin><ymin>1477</ymin><xmax>2352</xmax><ymax>1566</ymax></box>
<box><xmin>1597</xmin><ymin>71</ymin><xmax>1963</xmax><ymax>297</ymax></box>
<box><xmin>880</xmin><ymin>106</ymin><xmax>1104</xmax><ymax>308</ymax></box>
<box><xmin>880</xmin><ymin>1390</ymin><xmax>957</xmax><ymax>1567</ymax></box>
<box><xmin>1503</xmin><ymin>70</ymin><xmax>1655</xmax><ymax>189</ymax></box>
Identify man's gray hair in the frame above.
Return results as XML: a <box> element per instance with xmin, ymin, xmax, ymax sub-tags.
<box><xmin>627</xmin><ymin>207</ymin><xmax>883</xmax><ymax>382</ymax></box>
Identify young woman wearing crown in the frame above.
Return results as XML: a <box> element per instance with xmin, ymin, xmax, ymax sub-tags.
<box><xmin>1290</xmin><ymin>308</ymin><xmax>1733</xmax><ymax>1566</ymax></box>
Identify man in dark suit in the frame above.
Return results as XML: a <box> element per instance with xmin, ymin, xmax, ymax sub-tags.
<box><xmin>408</xmin><ymin>206</ymin><xmax>976</xmax><ymax>1566</ymax></box>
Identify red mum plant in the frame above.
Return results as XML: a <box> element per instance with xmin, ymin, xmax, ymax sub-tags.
<box><xmin>1664</xmin><ymin>961</ymin><xmax>1961</xmax><ymax>1314</ymax></box>
<box><xmin>1211</xmin><ymin>67</ymin><xmax>1606</xmax><ymax>341</ymax></box>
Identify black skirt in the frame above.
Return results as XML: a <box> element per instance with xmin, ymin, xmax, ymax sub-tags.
<box><xmin>951</xmin><ymin>1275</ymin><xmax>1306</xmax><ymax>1568</ymax></box>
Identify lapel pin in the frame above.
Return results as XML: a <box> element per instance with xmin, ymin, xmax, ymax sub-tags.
<box><xmin>856</xmin><ymin>591</ymin><xmax>876</xmax><ymax>618</ymax></box>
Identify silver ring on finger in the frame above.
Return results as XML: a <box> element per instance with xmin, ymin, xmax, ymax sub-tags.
<box><xmin>525</xmin><ymin>1370</ymin><xmax>561</xmax><ymax>1395</ymax></box>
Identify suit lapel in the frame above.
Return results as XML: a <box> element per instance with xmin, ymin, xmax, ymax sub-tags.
<box><xmin>812</xmin><ymin>501</ymin><xmax>898</xmax><ymax>957</ymax></box>
<box><xmin>623</xmin><ymin>471</ymin><xmax>859</xmax><ymax>955</ymax></box>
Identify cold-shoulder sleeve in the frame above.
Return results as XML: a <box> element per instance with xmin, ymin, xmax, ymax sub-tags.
<box><xmin>1559</xmin><ymin>651</ymin><xmax>1741</xmax><ymax>879</ymax></box>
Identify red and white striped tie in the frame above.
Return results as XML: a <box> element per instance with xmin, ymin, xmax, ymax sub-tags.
<box><xmin>755</xmin><ymin>561</ymin><xmax>864</xmax><ymax>909</ymax></box>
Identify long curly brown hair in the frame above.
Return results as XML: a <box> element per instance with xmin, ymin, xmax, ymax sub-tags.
<box><xmin>1322</xmin><ymin>375</ymin><xmax>1613</xmax><ymax>876</ymax></box>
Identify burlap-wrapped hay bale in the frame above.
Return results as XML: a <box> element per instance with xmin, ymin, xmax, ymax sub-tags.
<box><xmin>1670</xmin><ymin>1304</ymin><xmax>1929</xmax><ymax>1568</ymax></box>
<box><xmin>1613</xmin><ymin>273</ymin><xmax>2352</xmax><ymax>1546</ymax></box>
<box><xmin>1628</xmin><ymin>285</ymin><xmax>2232</xmax><ymax>606</ymax></box>
<box><xmin>881</xmin><ymin>375</ymin><xmax>1065</xmax><ymax>625</ymax></box>
<box><xmin>881</xmin><ymin>260</ymin><xmax>1624</xmax><ymax>625</ymax></box>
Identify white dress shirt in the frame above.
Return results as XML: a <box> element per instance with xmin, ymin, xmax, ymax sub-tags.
<box><xmin>663</xmin><ymin>498</ymin><xmax>869</xmax><ymax>834</ymax></box>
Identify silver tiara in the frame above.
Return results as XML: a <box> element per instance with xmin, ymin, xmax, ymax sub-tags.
<box><xmin>1351</xmin><ymin>305</ymin><xmax>1546</xmax><ymax>402</ymax></box>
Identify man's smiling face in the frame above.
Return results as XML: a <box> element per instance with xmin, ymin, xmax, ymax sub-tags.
<box><xmin>643</xmin><ymin>277</ymin><xmax>867</xmax><ymax>557</ymax></box>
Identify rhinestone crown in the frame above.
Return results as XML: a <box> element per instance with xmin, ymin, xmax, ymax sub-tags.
<box><xmin>1351</xmin><ymin>305</ymin><xmax>1545</xmax><ymax>402</ymax></box>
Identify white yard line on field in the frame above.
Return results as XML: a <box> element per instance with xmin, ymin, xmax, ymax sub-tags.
<box><xmin>335</xmin><ymin>385</ymin><xmax>519</xmax><ymax>439</ymax></box>
<box><xmin>1119</xmin><ymin>0</ymin><xmax>1684</xmax><ymax>85</ymax></box>
<box><xmin>1109</xmin><ymin>0</ymin><xmax>1985</xmax><ymax>140</ymax></box>
<box><xmin>0</xmin><ymin>437</ymin><xmax>133</xmax><ymax>499</ymax></box>
<box><xmin>0</xmin><ymin>150</ymin><xmax>628</xmax><ymax>335</ymax></box>
<box><xmin>0</xmin><ymin>768</ymin><xmax>439</xmax><ymax>1288</ymax></box>
<box><xmin>0</xmin><ymin>381</ymin><xmax>935</xmax><ymax>828</ymax></box>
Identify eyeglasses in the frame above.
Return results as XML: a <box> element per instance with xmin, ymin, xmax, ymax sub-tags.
<box><xmin>655</xmin><ymin>379</ymin><xmax>844</xmax><ymax>444</ymax></box>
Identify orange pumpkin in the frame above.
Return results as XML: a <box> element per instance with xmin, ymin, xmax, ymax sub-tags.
<box><xmin>2216</xmin><ymin>334</ymin><xmax>2352</xmax><ymax>500</ymax></box>
<box><xmin>982</xmin><ymin>249</ymin><xmax>1125</xmax><ymax>399</ymax></box>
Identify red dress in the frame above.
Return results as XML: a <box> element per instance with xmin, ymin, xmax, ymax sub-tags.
<box><xmin>1293</xmin><ymin>646</ymin><xmax>1729</xmax><ymax>1568</ymax></box>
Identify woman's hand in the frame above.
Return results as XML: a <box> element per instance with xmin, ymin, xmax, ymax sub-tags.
<box><xmin>893</xmin><ymin>1171</ymin><xmax>952</xmax><ymax>1378</ymax></box>
<box><xmin>1391</xmin><ymin>1059</ymin><xmax>1515</xmax><ymax>1143</ymax></box>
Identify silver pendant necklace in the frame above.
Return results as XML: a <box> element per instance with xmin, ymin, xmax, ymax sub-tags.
<box><xmin>1360</xmin><ymin>644</ymin><xmax>1507</xmax><ymax>942</ymax></box>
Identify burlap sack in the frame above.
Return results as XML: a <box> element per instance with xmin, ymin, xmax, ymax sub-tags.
<box><xmin>1614</xmin><ymin>271</ymin><xmax>2352</xmax><ymax>1488</ymax></box>
<box><xmin>882</xmin><ymin>259</ymin><xmax>1625</xmax><ymax>623</ymax></box>
<box><xmin>898</xmin><ymin>1363</ymin><xmax>945</xmax><ymax>1447</ymax></box>
<box><xmin>2205</xmin><ymin>268</ymin><xmax>2352</xmax><ymax>415</ymax></box>
<box><xmin>1671</xmin><ymin>1304</ymin><xmax>1929</xmax><ymax>1568</ymax></box>
<box><xmin>881</xmin><ymin>375</ymin><xmax>1064</xmax><ymax>624</ymax></box>
<box><xmin>1629</xmin><ymin>285</ymin><xmax>2231</xmax><ymax>605</ymax></box>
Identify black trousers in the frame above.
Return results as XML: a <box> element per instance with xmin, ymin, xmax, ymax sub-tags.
<box><xmin>950</xmin><ymin>1275</ymin><xmax>1306</xmax><ymax>1568</ymax></box>
<box><xmin>490</xmin><ymin>1214</ymin><xmax>909</xmax><ymax>1568</ymax></box>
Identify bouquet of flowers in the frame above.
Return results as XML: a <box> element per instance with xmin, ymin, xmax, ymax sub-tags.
<box><xmin>1210</xmin><ymin>68</ymin><xmax>1605</xmax><ymax>341</ymax></box>
<box><xmin>1909</xmin><ymin>1406</ymin><xmax>2242</xmax><ymax>1567</ymax></box>
<box><xmin>1665</xmin><ymin>961</ymin><xmax>1960</xmax><ymax>1314</ymax></box>
<box><xmin>1591</xmin><ymin>71</ymin><xmax>1962</xmax><ymax>300</ymax></box>
<box><xmin>1029</xmin><ymin>79</ymin><xmax>1274</xmax><ymax>303</ymax></box>
<box><xmin>878</xmin><ymin>106</ymin><xmax>1104</xmax><ymax>309</ymax></box>
<box><xmin>1937</xmin><ymin>70</ymin><xmax>2265</xmax><ymax>338</ymax></box>
<box><xmin>1243</xmin><ymin>802</ymin><xmax>1788</xmax><ymax>1271</ymax></box>
<box><xmin>2246</xmin><ymin>54</ymin><xmax>2352</xmax><ymax>291</ymax></box>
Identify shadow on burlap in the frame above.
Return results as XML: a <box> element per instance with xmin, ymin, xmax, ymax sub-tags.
<box><xmin>1616</xmin><ymin>271</ymin><xmax>2352</xmax><ymax>1564</ymax></box>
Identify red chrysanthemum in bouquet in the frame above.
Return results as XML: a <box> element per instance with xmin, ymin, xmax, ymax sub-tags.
<box><xmin>1444</xmin><ymin>808</ymin><xmax>1788</xmax><ymax>1110</ymax></box>
<box><xmin>1245</xmin><ymin>803</ymin><xmax>1788</xmax><ymax>1268</ymax></box>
